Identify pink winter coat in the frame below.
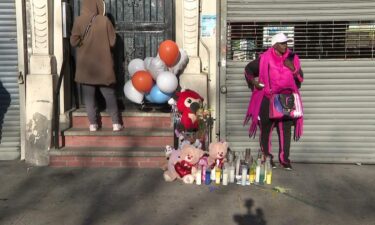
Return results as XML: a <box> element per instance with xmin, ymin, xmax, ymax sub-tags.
<box><xmin>244</xmin><ymin>48</ymin><xmax>304</xmax><ymax>140</ymax></box>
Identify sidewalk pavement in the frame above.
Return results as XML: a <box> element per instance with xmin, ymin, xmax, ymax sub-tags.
<box><xmin>0</xmin><ymin>161</ymin><xmax>374</xmax><ymax>225</ymax></box>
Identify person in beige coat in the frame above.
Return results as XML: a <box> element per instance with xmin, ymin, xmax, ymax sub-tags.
<box><xmin>70</xmin><ymin>0</ymin><xmax>122</xmax><ymax>131</ymax></box>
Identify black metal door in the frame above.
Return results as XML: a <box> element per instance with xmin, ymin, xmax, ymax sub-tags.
<box><xmin>72</xmin><ymin>0</ymin><xmax>174</xmax><ymax>105</ymax></box>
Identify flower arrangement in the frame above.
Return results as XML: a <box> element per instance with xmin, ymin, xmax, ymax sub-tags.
<box><xmin>170</xmin><ymin>89</ymin><xmax>214</xmax><ymax>150</ymax></box>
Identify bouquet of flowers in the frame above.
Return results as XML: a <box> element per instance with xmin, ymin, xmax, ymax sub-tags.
<box><xmin>169</xmin><ymin>90</ymin><xmax>214</xmax><ymax>150</ymax></box>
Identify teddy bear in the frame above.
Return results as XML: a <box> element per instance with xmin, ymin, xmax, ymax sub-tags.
<box><xmin>175</xmin><ymin>89</ymin><xmax>204</xmax><ymax>131</ymax></box>
<box><xmin>163</xmin><ymin>144</ymin><xmax>204</xmax><ymax>184</ymax></box>
<box><xmin>207</xmin><ymin>141</ymin><xmax>229</xmax><ymax>169</ymax></box>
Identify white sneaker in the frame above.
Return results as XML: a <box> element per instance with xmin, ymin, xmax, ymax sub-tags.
<box><xmin>113</xmin><ymin>124</ymin><xmax>123</xmax><ymax>132</ymax></box>
<box><xmin>89</xmin><ymin>124</ymin><xmax>98</xmax><ymax>132</ymax></box>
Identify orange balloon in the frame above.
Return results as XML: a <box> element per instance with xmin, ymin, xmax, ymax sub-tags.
<box><xmin>131</xmin><ymin>70</ymin><xmax>154</xmax><ymax>93</ymax></box>
<box><xmin>158</xmin><ymin>40</ymin><xmax>180</xmax><ymax>67</ymax></box>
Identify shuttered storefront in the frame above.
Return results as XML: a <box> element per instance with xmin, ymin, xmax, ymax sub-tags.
<box><xmin>0</xmin><ymin>0</ymin><xmax>20</xmax><ymax>159</ymax></box>
<box><xmin>222</xmin><ymin>0</ymin><xmax>375</xmax><ymax>163</ymax></box>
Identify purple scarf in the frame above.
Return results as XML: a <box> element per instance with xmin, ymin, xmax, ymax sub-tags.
<box><xmin>244</xmin><ymin>48</ymin><xmax>304</xmax><ymax>140</ymax></box>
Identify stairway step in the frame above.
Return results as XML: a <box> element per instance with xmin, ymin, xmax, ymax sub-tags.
<box><xmin>49</xmin><ymin>147</ymin><xmax>166</xmax><ymax>168</ymax></box>
<box><xmin>63</xmin><ymin>127</ymin><xmax>173</xmax><ymax>136</ymax></box>
<box><xmin>71</xmin><ymin>109</ymin><xmax>172</xmax><ymax>129</ymax></box>
<box><xmin>72</xmin><ymin>108</ymin><xmax>170</xmax><ymax>117</ymax></box>
<box><xmin>50</xmin><ymin>146</ymin><xmax>165</xmax><ymax>157</ymax></box>
<box><xmin>53</xmin><ymin>106</ymin><xmax>174</xmax><ymax>167</ymax></box>
<box><xmin>62</xmin><ymin>127</ymin><xmax>174</xmax><ymax>148</ymax></box>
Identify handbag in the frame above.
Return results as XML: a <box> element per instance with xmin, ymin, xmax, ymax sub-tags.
<box><xmin>269</xmin><ymin>91</ymin><xmax>303</xmax><ymax>119</ymax></box>
<box><xmin>267</xmin><ymin>64</ymin><xmax>303</xmax><ymax>119</ymax></box>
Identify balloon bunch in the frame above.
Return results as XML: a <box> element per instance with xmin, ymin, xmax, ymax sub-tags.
<box><xmin>124</xmin><ymin>40</ymin><xmax>189</xmax><ymax>104</ymax></box>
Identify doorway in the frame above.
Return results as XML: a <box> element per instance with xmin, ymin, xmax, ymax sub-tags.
<box><xmin>72</xmin><ymin>0</ymin><xmax>175</xmax><ymax>109</ymax></box>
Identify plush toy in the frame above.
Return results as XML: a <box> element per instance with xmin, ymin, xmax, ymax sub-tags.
<box><xmin>175</xmin><ymin>89</ymin><xmax>204</xmax><ymax>131</ymax></box>
<box><xmin>165</xmin><ymin>145</ymin><xmax>174</xmax><ymax>160</ymax></box>
<box><xmin>163</xmin><ymin>144</ymin><xmax>204</xmax><ymax>184</ymax></box>
<box><xmin>207</xmin><ymin>141</ymin><xmax>229</xmax><ymax>169</ymax></box>
<box><xmin>162</xmin><ymin>145</ymin><xmax>178</xmax><ymax>171</ymax></box>
<box><xmin>175</xmin><ymin>129</ymin><xmax>203</xmax><ymax>150</ymax></box>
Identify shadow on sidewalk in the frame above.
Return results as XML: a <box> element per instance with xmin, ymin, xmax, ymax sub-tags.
<box><xmin>233</xmin><ymin>199</ymin><xmax>267</xmax><ymax>225</ymax></box>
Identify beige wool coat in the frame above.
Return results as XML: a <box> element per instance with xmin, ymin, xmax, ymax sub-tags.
<box><xmin>70</xmin><ymin>0</ymin><xmax>116</xmax><ymax>86</ymax></box>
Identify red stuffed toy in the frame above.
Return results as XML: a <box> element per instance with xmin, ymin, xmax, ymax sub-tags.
<box><xmin>176</xmin><ymin>89</ymin><xmax>204</xmax><ymax>131</ymax></box>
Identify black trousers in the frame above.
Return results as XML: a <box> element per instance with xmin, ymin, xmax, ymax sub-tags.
<box><xmin>259</xmin><ymin>97</ymin><xmax>293</xmax><ymax>165</ymax></box>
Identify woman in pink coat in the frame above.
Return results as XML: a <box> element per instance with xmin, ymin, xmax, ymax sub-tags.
<box><xmin>244</xmin><ymin>33</ymin><xmax>304</xmax><ymax>170</ymax></box>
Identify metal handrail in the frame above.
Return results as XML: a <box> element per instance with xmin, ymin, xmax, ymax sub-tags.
<box><xmin>53</xmin><ymin>53</ymin><xmax>67</xmax><ymax>149</ymax></box>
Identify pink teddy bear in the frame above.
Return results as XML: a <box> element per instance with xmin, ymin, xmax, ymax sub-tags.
<box><xmin>163</xmin><ymin>144</ymin><xmax>204</xmax><ymax>184</ymax></box>
<box><xmin>207</xmin><ymin>141</ymin><xmax>229</xmax><ymax>169</ymax></box>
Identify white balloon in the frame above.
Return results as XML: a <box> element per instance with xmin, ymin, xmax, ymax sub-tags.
<box><xmin>148</xmin><ymin>57</ymin><xmax>167</xmax><ymax>80</ymax></box>
<box><xmin>124</xmin><ymin>80</ymin><xmax>144</xmax><ymax>104</ymax></box>
<box><xmin>156</xmin><ymin>71</ymin><xmax>178</xmax><ymax>94</ymax></box>
<box><xmin>171</xmin><ymin>49</ymin><xmax>189</xmax><ymax>75</ymax></box>
<box><xmin>128</xmin><ymin>58</ymin><xmax>145</xmax><ymax>77</ymax></box>
<box><xmin>144</xmin><ymin>57</ymin><xmax>153</xmax><ymax>70</ymax></box>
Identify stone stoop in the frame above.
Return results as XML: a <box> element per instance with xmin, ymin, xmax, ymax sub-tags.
<box><xmin>49</xmin><ymin>109</ymin><xmax>174</xmax><ymax>168</ymax></box>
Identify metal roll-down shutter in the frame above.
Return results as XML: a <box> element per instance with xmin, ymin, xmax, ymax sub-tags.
<box><xmin>0</xmin><ymin>0</ymin><xmax>20</xmax><ymax>159</ymax></box>
<box><xmin>223</xmin><ymin>0</ymin><xmax>375</xmax><ymax>163</ymax></box>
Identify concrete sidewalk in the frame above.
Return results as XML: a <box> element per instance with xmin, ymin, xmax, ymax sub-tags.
<box><xmin>0</xmin><ymin>161</ymin><xmax>374</xmax><ymax>225</ymax></box>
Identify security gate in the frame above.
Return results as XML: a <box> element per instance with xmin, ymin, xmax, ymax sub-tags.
<box><xmin>0</xmin><ymin>0</ymin><xmax>21</xmax><ymax>159</ymax></box>
<box><xmin>221</xmin><ymin>0</ymin><xmax>375</xmax><ymax>163</ymax></box>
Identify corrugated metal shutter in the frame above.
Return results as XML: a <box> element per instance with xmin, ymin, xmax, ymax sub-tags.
<box><xmin>224</xmin><ymin>0</ymin><xmax>375</xmax><ymax>163</ymax></box>
<box><xmin>227</xmin><ymin>0</ymin><xmax>375</xmax><ymax>21</ymax></box>
<box><xmin>0</xmin><ymin>0</ymin><xmax>20</xmax><ymax>159</ymax></box>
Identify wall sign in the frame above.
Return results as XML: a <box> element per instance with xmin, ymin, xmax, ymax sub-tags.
<box><xmin>201</xmin><ymin>15</ymin><xmax>216</xmax><ymax>37</ymax></box>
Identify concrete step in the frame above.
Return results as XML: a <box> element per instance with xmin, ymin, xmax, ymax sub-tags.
<box><xmin>62</xmin><ymin>127</ymin><xmax>174</xmax><ymax>148</ymax></box>
<box><xmin>49</xmin><ymin>146</ymin><xmax>166</xmax><ymax>168</ymax></box>
<box><xmin>71</xmin><ymin>110</ymin><xmax>172</xmax><ymax>129</ymax></box>
<box><xmin>53</xmin><ymin>106</ymin><xmax>174</xmax><ymax>168</ymax></box>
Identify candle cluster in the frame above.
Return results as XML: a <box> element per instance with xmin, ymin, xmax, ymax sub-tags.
<box><xmin>194</xmin><ymin>148</ymin><xmax>273</xmax><ymax>186</ymax></box>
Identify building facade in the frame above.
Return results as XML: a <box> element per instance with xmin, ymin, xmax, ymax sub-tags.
<box><xmin>1</xmin><ymin>0</ymin><xmax>374</xmax><ymax>165</ymax></box>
